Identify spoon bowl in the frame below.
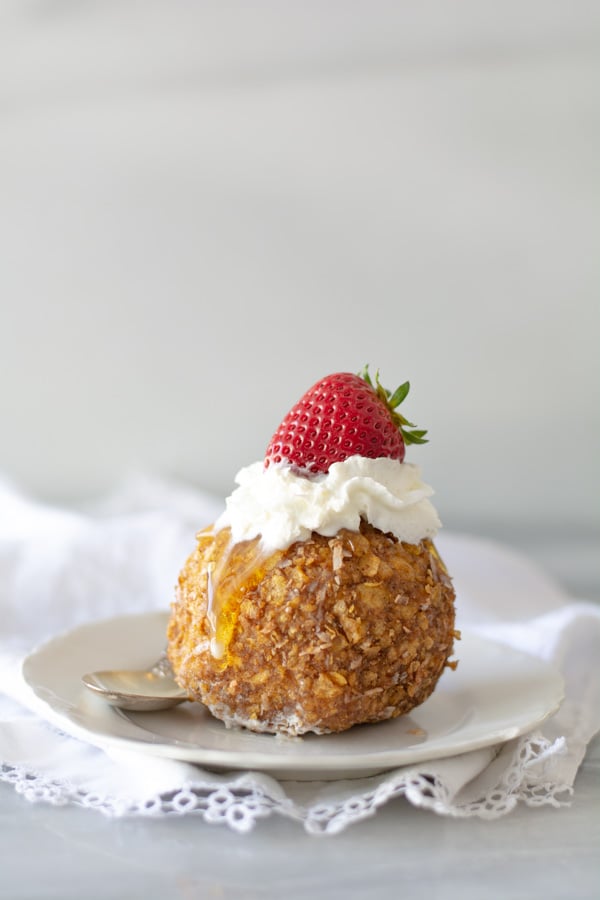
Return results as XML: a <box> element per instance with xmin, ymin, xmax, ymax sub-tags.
<box><xmin>82</xmin><ymin>659</ymin><xmax>188</xmax><ymax>712</ymax></box>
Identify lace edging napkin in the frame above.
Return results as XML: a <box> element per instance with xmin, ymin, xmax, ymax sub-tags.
<box><xmin>1</xmin><ymin>475</ymin><xmax>598</xmax><ymax>834</ymax></box>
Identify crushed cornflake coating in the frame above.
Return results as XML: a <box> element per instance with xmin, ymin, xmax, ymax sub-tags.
<box><xmin>167</xmin><ymin>521</ymin><xmax>457</xmax><ymax>736</ymax></box>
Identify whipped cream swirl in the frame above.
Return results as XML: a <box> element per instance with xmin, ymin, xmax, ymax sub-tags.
<box><xmin>215</xmin><ymin>455</ymin><xmax>441</xmax><ymax>553</ymax></box>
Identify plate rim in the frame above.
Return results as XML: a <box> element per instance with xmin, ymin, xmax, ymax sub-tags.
<box><xmin>21</xmin><ymin>611</ymin><xmax>565</xmax><ymax>776</ymax></box>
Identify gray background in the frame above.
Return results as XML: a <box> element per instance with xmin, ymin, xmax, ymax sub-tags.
<box><xmin>1</xmin><ymin>1</ymin><xmax>598</xmax><ymax>596</ymax></box>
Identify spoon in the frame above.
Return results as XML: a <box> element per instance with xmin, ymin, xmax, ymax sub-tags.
<box><xmin>82</xmin><ymin>654</ymin><xmax>188</xmax><ymax>711</ymax></box>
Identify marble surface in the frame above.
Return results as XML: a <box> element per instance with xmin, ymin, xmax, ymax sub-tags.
<box><xmin>1</xmin><ymin>735</ymin><xmax>598</xmax><ymax>899</ymax></box>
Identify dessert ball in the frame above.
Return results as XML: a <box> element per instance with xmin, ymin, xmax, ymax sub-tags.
<box><xmin>167</xmin><ymin>520</ymin><xmax>457</xmax><ymax>735</ymax></box>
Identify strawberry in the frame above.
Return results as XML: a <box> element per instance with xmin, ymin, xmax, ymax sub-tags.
<box><xmin>264</xmin><ymin>366</ymin><xmax>427</xmax><ymax>475</ymax></box>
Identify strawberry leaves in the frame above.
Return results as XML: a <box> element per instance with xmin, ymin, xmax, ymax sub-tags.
<box><xmin>359</xmin><ymin>365</ymin><xmax>428</xmax><ymax>447</ymax></box>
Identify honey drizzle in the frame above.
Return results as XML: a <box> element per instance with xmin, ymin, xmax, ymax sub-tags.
<box><xmin>203</xmin><ymin>528</ymin><xmax>277</xmax><ymax>667</ymax></box>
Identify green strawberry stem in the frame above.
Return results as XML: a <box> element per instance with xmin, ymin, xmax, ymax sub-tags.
<box><xmin>359</xmin><ymin>365</ymin><xmax>428</xmax><ymax>446</ymax></box>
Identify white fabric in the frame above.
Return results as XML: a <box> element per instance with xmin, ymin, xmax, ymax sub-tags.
<box><xmin>0</xmin><ymin>475</ymin><xmax>598</xmax><ymax>835</ymax></box>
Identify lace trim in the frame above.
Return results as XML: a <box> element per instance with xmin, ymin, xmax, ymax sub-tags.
<box><xmin>0</xmin><ymin>734</ymin><xmax>572</xmax><ymax>835</ymax></box>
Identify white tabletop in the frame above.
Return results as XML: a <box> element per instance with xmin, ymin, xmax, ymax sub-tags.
<box><xmin>1</xmin><ymin>517</ymin><xmax>598</xmax><ymax>897</ymax></box>
<box><xmin>2</xmin><ymin>511</ymin><xmax>599</xmax><ymax>899</ymax></box>
<box><xmin>1</xmin><ymin>734</ymin><xmax>598</xmax><ymax>899</ymax></box>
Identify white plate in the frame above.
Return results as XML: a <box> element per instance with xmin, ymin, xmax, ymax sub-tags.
<box><xmin>21</xmin><ymin>612</ymin><xmax>564</xmax><ymax>781</ymax></box>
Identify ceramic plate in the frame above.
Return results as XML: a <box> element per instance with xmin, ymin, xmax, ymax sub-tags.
<box><xmin>21</xmin><ymin>612</ymin><xmax>564</xmax><ymax>781</ymax></box>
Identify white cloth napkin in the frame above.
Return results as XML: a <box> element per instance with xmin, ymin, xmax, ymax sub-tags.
<box><xmin>1</xmin><ymin>474</ymin><xmax>598</xmax><ymax>834</ymax></box>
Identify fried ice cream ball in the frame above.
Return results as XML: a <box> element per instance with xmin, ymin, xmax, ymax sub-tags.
<box><xmin>167</xmin><ymin>520</ymin><xmax>457</xmax><ymax>736</ymax></box>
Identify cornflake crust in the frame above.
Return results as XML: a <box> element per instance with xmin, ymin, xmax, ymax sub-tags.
<box><xmin>167</xmin><ymin>521</ymin><xmax>458</xmax><ymax>736</ymax></box>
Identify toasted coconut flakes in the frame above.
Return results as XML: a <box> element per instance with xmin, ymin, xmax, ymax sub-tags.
<box><xmin>332</xmin><ymin>543</ymin><xmax>344</xmax><ymax>572</ymax></box>
<box><xmin>315</xmin><ymin>585</ymin><xmax>328</xmax><ymax>605</ymax></box>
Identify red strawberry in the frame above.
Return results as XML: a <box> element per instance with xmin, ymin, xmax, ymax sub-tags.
<box><xmin>264</xmin><ymin>366</ymin><xmax>427</xmax><ymax>475</ymax></box>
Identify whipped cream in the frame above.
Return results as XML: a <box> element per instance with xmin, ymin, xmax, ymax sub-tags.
<box><xmin>215</xmin><ymin>455</ymin><xmax>441</xmax><ymax>553</ymax></box>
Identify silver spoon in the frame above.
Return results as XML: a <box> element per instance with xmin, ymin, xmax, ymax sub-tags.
<box><xmin>82</xmin><ymin>654</ymin><xmax>188</xmax><ymax>711</ymax></box>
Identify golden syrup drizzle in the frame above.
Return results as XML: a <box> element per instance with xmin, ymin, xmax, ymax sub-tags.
<box><xmin>204</xmin><ymin>528</ymin><xmax>276</xmax><ymax>668</ymax></box>
<box><xmin>426</xmin><ymin>539</ymin><xmax>449</xmax><ymax>577</ymax></box>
